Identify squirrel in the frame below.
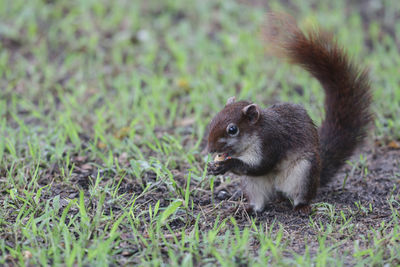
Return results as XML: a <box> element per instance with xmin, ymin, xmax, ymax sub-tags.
<box><xmin>206</xmin><ymin>13</ymin><xmax>372</xmax><ymax>214</ymax></box>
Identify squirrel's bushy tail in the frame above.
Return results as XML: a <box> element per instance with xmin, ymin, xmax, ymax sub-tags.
<box><xmin>263</xmin><ymin>13</ymin><xmax>372</xmax><ymax>186</ymax></box>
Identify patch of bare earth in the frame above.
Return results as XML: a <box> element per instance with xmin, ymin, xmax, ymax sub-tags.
<box><xmin>211</xmin><ymin>144</ymin><xmax>400</xmax><ymax>259</ymax></box>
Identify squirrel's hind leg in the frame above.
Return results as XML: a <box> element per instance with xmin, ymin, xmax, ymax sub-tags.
<box><xmin>275</xmin><ymin>158</ymin><xmax>317</xmax><ymax>210</ymax></box>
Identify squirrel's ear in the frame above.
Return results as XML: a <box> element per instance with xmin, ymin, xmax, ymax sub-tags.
<box><xmin>226</xmin><ymin>96</ymin><xmax>236</xmax><ymax>105</ymax></box>
<box><xmin>242</xmin><ymin>104</ymin><xmax>260</xmax><ymax>124</ymax></box>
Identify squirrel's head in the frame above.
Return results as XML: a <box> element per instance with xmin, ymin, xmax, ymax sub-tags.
<box><xmin>207</xmin><ymin>96</ymin><xmax>261</xmax><ymax>157</ymax></box>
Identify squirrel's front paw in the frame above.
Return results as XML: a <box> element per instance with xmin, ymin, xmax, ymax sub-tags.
<box><xmin>207</xmin><ymin>159</ymin><xmax>232</xmax><ymax>175</ymax></box>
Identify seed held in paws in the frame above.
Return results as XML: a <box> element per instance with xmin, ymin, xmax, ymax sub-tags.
<box><xmin>214</xmin><ymin>154</ymin><xmax>226</xmax><ymax>162</ymax></box>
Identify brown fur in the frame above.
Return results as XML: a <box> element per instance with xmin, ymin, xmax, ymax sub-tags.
<box><xmin>206</xmin><ymin>13</ymin><xmax>371</xmax><ymax>211</ymax></box>
<box><xmin>263</xmin><ymin>13</ymin><xmax>372</xmax><ymax>185</ymax></box>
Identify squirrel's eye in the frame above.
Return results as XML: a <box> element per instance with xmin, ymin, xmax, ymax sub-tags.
<box><xmin>226</xmin><ymin>123</ymin><xmax>239</xmax><ymax>136</ymax></box>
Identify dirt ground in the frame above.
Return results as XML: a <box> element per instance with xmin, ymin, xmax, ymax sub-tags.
<box><xmin>16</xmin><ymin>141</ymin><xmax>396</xmax><ymax>263</ymax></box>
